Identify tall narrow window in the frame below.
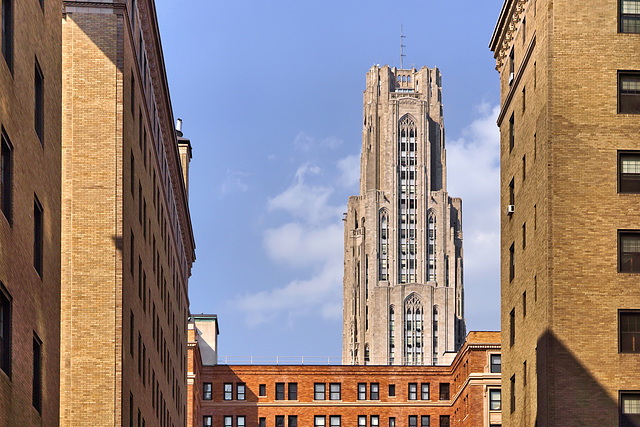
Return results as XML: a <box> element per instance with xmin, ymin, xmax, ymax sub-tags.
<box><xmin>509</xmin><ymin>113</ymin><xmax>515</xmax><ymax>152</ymax></box>
<box><xmin>409</xmin><ymin>416</ymin><xmax>417</xmax><ymax>427</ymax></box>
<box><xmin>490</xmin><ymin>354</ymin><xmax>501</xmax><ymax>373</ymax></box>
<box><xmin>620</xmin><ymin>0</ymin><xmax>640</xmax><ymax>33</ymax></box>
<box><xmin>420</xmin><ymin>416</ymin><xmax>430</xmax><ymax>427</ymax></box>
<box><xmin>370</xmin><ymin>383</ymin><xmax>379</xmax><ymax>400</ymax></box>
<box><xmin>275</xmin><ymin>416</ymin><xmax>284</xmax><ymax>427</ymax></box>
<box><xmin>439</xmin><ymin>416</ymin><xmax>450</xmax><ymax>427</ymax></box>
<box><xmin>314</xmin><ymin>383</ymin><xmax>325</xmax><ymax>400</ymax></box>
<box><xmin>389</xmin><ymin>306</ymin><xmax>395</xmax><ymax>364</ymax></box>
<box><xmin>408</xmin><ymin>383</ymin><xmax>417</xmax><ymax>400</ymax></box>
<box><xmin>329</xmin><ymin>416</ymin><xmax>341</xmax><ymax>427</ymax></box>
<box><xmin>223</xmin><ymin>383</ymin><xmax>232</xmax><ymax>400</ymax></box>
<box><xmin>619</xmin><ymin>152</ymin><xmax>640</xmax><ymax>193</ymax></box>
<box><xmin>439</xmin><ymin>383</ymin><xmax>450</xmax><ymax>400</ymax></box>
<box><xmin>275</xmin><ymin>382</ymin><xmax>285</xmax><ymax>400</ymax></box>
<box><xmin>510</xmin><ymin>308</ymin><xmax>516</xmax><ymax>346</ymax></box>
<box><xmin>522</xmin><ymin>17</ymin><xmax>526</xmax><ymax>45</ymax></box>
<box><xmin>432</xmin><ymin>306</ymin><xmax>438</xmax><ymax>365</ymax></box>
<box><xmin>35</xmin><ymin>59</ymin><xmax>44</xmax><ymax>144</ymax></box>
<box><xmin>404</xmin><ymin>293</ymin><xmax>424</xmax><ymax>365</ymax></box>
<box><xmin>288</xmin><ymin>416</ymin><xmax>298</xmax><ymax>427</ymax></box>
<box><xmin>508</xmin><ymin>49</ymin><xmax>514</xmax><ymax>84</ymax></box>
<box><xmin>427</xmin><ymin>212</ymin><xmax>436</xmax><ymax>281</ymax></box>
<box><xmin>0</xmin><ymin>284</ymin><xmax>11</xmax><ymax>377</ymax></box>
<box><xmin>522</xmin><ymin>223</ymin><xmax>526</xmax><ymax>249</ymax></box>
<box><xmin>1</xmin><ymin>0</ymin><xmax>12</xmax><ymax>71</ymax></box>
<box><xmin>620</xmin><ymin>391</ymin><xmax>640</xmax><ymax>426</ymax></box>
<box><xmin>203</xmin><ymin>416</ymin><xmax>212</xmax><ymax>427</ymax></box>
<box><xmin>288</xmin><ymin>382</ymin><xmax>297</xmax><ymax>400</ymax></box>
<box><xmin>509</xmin><ymin>243</ymin><xmax>515</xmax><ymax>281</ymax></box>
<box><xmin>329</xmin><ymin>383</ymin><xmax>341</xmax><ymax>400</ymax></box>
<box><xmin>379</xmin><ymin>210</ymin><xmax>389</xmax><ymax>280</ymax></box>
<box><xmin>620</xmin><ymin>231</ymin><xmax>640</xmax><ymax>272</ymax></box>
<box><xmin>620</xmin><ymin>310</ymin><xmax>640</xmax><ymax>353</ymax></box>
<box><xmin>421</xmin><ymin>383</ymin><xmax>430</xmax><ymax>400</ymax></box>
<box><xmin>510</xmin><ymin>375</ymin><xmax>516</xmax><ymax>413</ymax></box>
<box><xmin>398</xmin><ymin>115</ymin><xmax>417</xmax><ymax>284</ymax></box>
<box><xmin>202</xmin><ymin>383</ymin><xmax>212</xmax><ymax>400</ymax></box>
<box><xmin>32</xmin><ymin>333</ymin><xmax>42</xmax><ymax>412</ymax></box>
<box><xmin>490</xmin><ymin>389</ymin><xmax>502</xmax><ymax>410</ymax></box>
<box><xmin>358</xmin><ymin>383</ymin><xmax>366</xmax><ymax>400</ymax></box>
<box><xmin>619</xmin><ymin>72</ymin><xmax>640</xmax><ymax>114</ymax></box>
<box><xmin>1</xmin><ymin>129</ymin><xmax>12</xmax><ymax>223</ymax></box>
<box><xmin>34</xmin><ymin>197</ymin><xmax>43</xmax><ymax>277</ymax></box>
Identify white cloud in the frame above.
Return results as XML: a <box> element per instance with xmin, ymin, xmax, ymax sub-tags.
<box><xmin>336</xmin><ymin>154</ymin><xmax>361</xmax><ymax>189</ymax></box>
<box><xmin>263</xmin><ymin>222</ymin><xmax>343</xmax><ymax>269</ymax></box>
<box><xmin>293</xmin><ymin>131</ymin><xmax>343</xmax><ymax>151</ymax></box>
<box><xmin>219</xmin><ymin>169</ymin><xmax>249</xmax><ymax>196</ymax></box>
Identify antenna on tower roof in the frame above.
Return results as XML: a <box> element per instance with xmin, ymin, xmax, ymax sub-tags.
<box><xmin>401</xmin><ymin>25</ymin><xmax>406</xmax><ymax>69</ymax></box>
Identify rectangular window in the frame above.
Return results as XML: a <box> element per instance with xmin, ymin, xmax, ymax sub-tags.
<box><xmin>522</xmin><ymin>86</ymin><xmax>526</xmax><ymax>112</ymax></box>
<box><xmin>129</xmin><ymin>311</ymin><xmax>134</xmax><ymax>356</ymax></box>
<box><xmin>619</xmin><ymin>72</ymin><xmax>640</xmax><ymax>114</ymax></box>
<box><xmin>130</xmin><ymin>231</ymin><xmax>134</xmax><ymax>275</ymax></box>
<box><xmin>223</xmin><ymin>383</ymin><xmax>232</xmax><ymax>400</ymax></box>
<box><xmin>509</xmin><ymin>49</ymin><xmax>514</xmax><ymax>83</ymax></box>
<box><xmin>0</xmin><ymin>284</ymin><xmax>11</xmax><ymax>377</ymax></box>
<box><xmin>522</xmin><ymin>154</ymin><xmax>526</xmax><ymax>181</ymax></box>
<box><xmin>259</xmin><ymin>419</ymin><xmax>266</xmax><ymax>427</ymax></box>
<box><xmin>421</xmin><ymin>383</ymin><xmax>430</xmax><ymax>400</ymax></box>
<box><xmin>370</xmin><ymin>383</ymin><xmax>379</xmax><ymax>400</ymax></box>
<box><xmin>490</xmin><ymin>389</ymin><xmax>502</xmax><ymax>410</ymax></box>
<box><xmin>620</xmin><ymin>152</ymin><xmax>640</xmax><ymax>193</ymax></box>
<box><xmin>620</xmin><ymin>231</ymin><xmax>640</xmax><ymax>272</ymax></box>
<box><xmin>130</xmin><ymin>71</ymin><xmax>135</xmax><ymax>114</ymax></box>
<box><xmin>329</xmin><ymin>416</ymin><xmax>341</xmax><ymax>427</ymax></box>
<box><xmin>35</xmin><ymin>59</ymin><xmax>44</xmax><ymax>144</ymax></box>
<box><xmin>288</xmin><ymin>382</ymin><xmax>297</xmax><ymax>400</ymax></box>
<box><xmin>276</xmin><ymin>382</ymin><xmax>285</xmax><ymax>400</ymax></box>
<box><xmin>509</xmin><ymin>178</ymin><xmax>515</xmax><ymax>206</ymax></box>
<box><xmin>1</xmin><ymin>0</ymin><xmax>12</xmax><ymax>71</ymax></box>
<box><xmin>1</xmin><ymin>129</ymin><xmax>12</xmax><ymax>223</ymax></box>
<box><xmin>439</xmin><ymin>416</ymin><xmax>450</xmax><ymax>427</ymax></box>
<box><xmin>389</xmin><ymin>418</ymin><xmax>395</xmax><ymax>427</ymax></box>
<box><xmin>509</xmin><ymin>243</ymin><xmax>515</xmax><ymax>281</ymax></box>
<box><xmin>276</xmin><ymin>416</ymin><xmax>285</xmax><ymax>427</ymax></box>
<box><xmin>315</xmin><ymin>416</ymin><xmax>326</xmax><ymax>427</ymax></box>
<box><xmin>289</xmin><ymin>415</ymin><xmax>298</xmax><ymax>427</ymax></box>
<box><xmin>203</xmin><ymin>416</ymin><xmax>212</xmax><ymax>427</ymax></box>
<box><xmin>621</xmin><ymin>392</ymin><xmax>640</xmax><ymax>427</ymax></box>
<box><xmin>237</xmin><ymin>416</ymin><xmax>245</xmax><ymax>427</ymax></box>
<box><xmin>389</xmin><ymin>384</ymin><xmax>395</xmax><ymax>397</ymax></box>
<box><xmin>510</xmin><ymin>375</ymin><xmax>516</xmax><ymax>413</ymax></box>
<box><xmin>620</xmin><ymin>310</ymin><xmax>640</xmax><ymax>353</ymax></box>
<box><xmin>510</xmin><ymin>308</ymin><xmax>516</xmax><ymax>346</ymax></box>
<box><xmin>524</xmin><ymin>360</ymin><xmax>527</xmax><ymax>385</ymax></box>
<box><xmin>330</xmin><ymin>383</ymin><xmax>341</xmax><ymax>400</ymax></box>
<box><xmin>32</xmin><ymin>333</ymin><xmax>42</xmax><ymax>412</ymax></box>
<box><xmin>237</xmin><ymin>383</ymin><xmax>245</xmax><ymax>400</ymax></box>
<box><xmin>408</xmin><ymin>383</ymin><xmax>417</xmax><ymax>400</ymax></box>
<box><xmin>358</xmin><ymin>383</ymin><xmax>366</xmax><ymax>400</ymax></box>
<box><xmin>621</xmin><ymin>0</ymin><xmax>640</xmax><ymax>33</ymax></box>
<box><xmin>371</xmin><ymin>416</ymin><xmax>379</xmax><ymax>427</ymax></box>
<box><xmin>34</xmin><ymin>197</ymin><xmax>43</xmax><ymax>277</ymax></box>
<box><xmin>314</xmin><ymin>383</ymin><xmax>326</xmax><ymax>400</ymax></box>
<box><xmin>439</xmin><ymin>383</ymin><xmax>450</xmax><ymax>400</ymax></box>
<box><xmin>358</xmin><ymin>416</ymin><xmax>367</xmax><ymax>427</ymax></box>
<box><xmin>223</xmin><ymin>416</ymin><xmax>232</xmax><ymax>427</ymax></box>
<box><xmin>420</xmin><ymin>416</ymin><xmax>430</xmax><ymax>427</ymax></box>
<box><xmin>202</xmin><ymin>383</ymin><xmax>212</xmax><ymax>400</ymax></box>
<box><xmin>259</xmin><ymin>384</ymin><xmax>266</xmax><ymax>396</ymax></box>
<box><xmin>522</xmin><ymin>17</ymin><xmax>526</xmax><ymax>44</ymax></box>
<box><xmin>522</xmin><ymin>223</ymin><xmax>526</xmax><ymax>249</ymax></box>
<box><xmin>490</xmin><ymin>354</ymin><xmax>501</xmax><ymax>373</ymax></box>
<box><xmin>523</xmin><ymin>291</ymin><xmax>527</xmax><ymax>317</ymax></box>
<box><xmin>509</xmin><ymin>113</ymin><xmax>515</xmax><ymax>152</ymax></box>
<box><xmin>409</xmin><ymin>416</ymin><xmax>417</xmax><ymax>427</ymax></box>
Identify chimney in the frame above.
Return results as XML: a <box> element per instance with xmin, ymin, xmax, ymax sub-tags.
<box><xmin>175</xmin><ymin>118</ymin><xmax>192</xmax><ymax>198</ymax></box>
<box><xmin>192</xmin><ymin>314</ymin><xmax>219</xmax><ymax>366</ymax></box>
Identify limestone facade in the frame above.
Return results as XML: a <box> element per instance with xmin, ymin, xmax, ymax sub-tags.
<box><xmin>343</xmin><ymin>66</ymin><xmax>465</xmax><ymax>366</ymax></box>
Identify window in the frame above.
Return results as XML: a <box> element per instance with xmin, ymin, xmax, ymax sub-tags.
<box><xmin>389</xmin><ymin>384</ymin><xmax>395</xmax><ymax>397</ymax></box>
<box><xmin>330</xmin><ymin>416</ymin><xmax>341</xmax><ymax>427</ymax></box>
<box><xmin>130</xmin><ymin>71</ymin><xmax>135</xmax><ymax>114</ymax></box>
<box><xmin>620</xmin><ymin>311</ymin><xmax>640</xmax><ymax>353</ymax></box>
<box><xmin>358</xmin><ymin>416</ymin><xmax>367</xmax><ymax>427</ymax></box>
<box><xmin>288</xmin><ymin>416</ymin><xmax>298</xmax><ymax>427</ymax></box>
<box><xmin>522</xmin><ymin>17</ymin><xmax>526</xmax><ymax>44</ymax></box>
<box><xmin>276</xmin><ymin>416</ymin><xmax>285</xmax><ymax>427</ymax></box>
<box><xmin>439</xmin><ymin>383</ymin><xmax>450</xmax><ymax>400</ymax></box>
<box><xmin>314</xmin><ymin>383</ymin><xmax>326</xmax><ymax>400</ymax></box>
<box><xmin>259</xmin><ymin>419</ymin><xmax>266</xmax><ymax>427</ymax></box>
<box><xmin>522</xmin><ymin>154</ymin><xmax>526</xmax><ymax>181</ymax></box>
<box><xmin>259</xmin><ymin>384</ymin><xmax>266</xmax><ymax>396</ymax></box>
<box><xmin>129</xmin><ymin>312</ymin><xmax>134</xmax><ymax>357</ymax></box>
<box><xmin>371</xmin><ymin>416</ymin><xmax>379</xmax><ymax>427</ymax></box>
<box><xmin>620</xmin><ymin>72</ymin><xmax>640</xmax><ymax>114</ymax></box>
<box><xmin>288</xmin><ymin>382</ymin><xmax>297</xmax><ymax>400</ymax></box>
<box><xmin>509</xmin><ymin>113</ymin><xmax>515</xmax><ymax>152</ymax></box>
<box><xmin>35</xmin><ymin>59</ymin><xmax>44</xmax><ymax>143</ymax></box>
<box><xmin>620</xmin><ymin>231</ymin><xmax>640</xmax><ymax>272</ymax></box>
<box><xmin>439</xmin><ymin>416</ymin><xmax>450</xmax><ymax>427</ymax></box>
<box><xmin>508</xmin><ymin>49</ymin><xmax>514</xmax><ymax>83</ymax></box>
<box><xmin>33</xmin><ymin>333</ymin><xmax>42</xmax><ymax>412</ymax></box>
<box><xmin>315</xmin><ymin>416</ymin><xmax>326</xmax><ymax>427</ymax></box>
<box><xmin>490</xmin><ymin>389</ymin><xmax>502</xmax><ymax>410</ymax></box>
<box><xmin>509</xmin><ymin>243</ymin><xmax>515</xmax><ymax>281</ymax></box>
<box><xmin>223</xmin><ymin>383</ymin><xmax>232</xmax><ymax>400</ymax></box>
<box><xmin>510</xmin><ymin>308</ymin><xmax>516</xmax><ymax>346</ymax></box>
<box><xmin>1</xmin><ymin>0</ymin><xmax>12</xmax><ymax>71</ymax></box>
<box><xmin>1</xmin><ymin>129</ymin><xmax>12</xmax><ymax>223</ymax></box>
<box><xmin>522</xmin><ymin>86</ymin><xmax>526</xmax><ymax>112</ymax></box>
<box><xmin>420</xmin><ymin>416</ymin><xmax>430</xmax><ymax>427</ymax></box>
<box><xmin>408</xmin><ymin>383</ymin><xmax>417</xmax><ymax>400</ymax></box>
<box><xmin>620</xmin><ymin>152</ymin><xmax>640</xmax><ymax>193</ymax></box>
<box><xmin>490</xmin><ymin>354</ymin><xmax>501</xmax><ymax>373</ymax></box>
<box><xmin>510</xmin><ymin>375</ymin><xmax>516</xmax><ymax>413</ymax></box>
<box><xmin>621</xmin><ymin>0</ymin><xmax>640</xmax><ymax>33</ymax></box>
<box><xmin>276</xmin><ymin>382</ymin><xmax>285</xmax><ymax>400</ymax></box>
<box><xmin>203</xmin><ymin>416</ymin><xmax>212</xmax><ymax>427</ymax></box>
<box><xmin>370</xmin><ymin>383</ymin><xmax>379</xmax><ymax>400</ymax></box>
<box><xmin>237</xmin><ymin>383</ymin><xmax>245</xmax><ymax>400</ymax></box>
<box><xmin>389</xmin><ymin>418</ymin><xmax>396</xmax><ymax>427</ymax></box>
<box><xmin>409</xmin><ymin>416</ymin><xmax>417</xmax><ymax>427</ymax></box>
<box><xmin>224</xmin><ymin>417</ymin><xmax>232</xmax><ymax>427</ymax></box>
<box><xmin>0</xmin><ymin>284</ymin><xmax>11</xmax><ymax>376</ymax></box>
<box><xmin>237</xmin><ymin>416</ymin><xmax>245</xmax><ymax>427</ymax></box>
<box><xmin>522</xmin><ymin>223</ymin><xmax>526</xmax><ymax>249</ymax></box>
<box><xmin>523</xmin><ymin>291</ymin><xmax>527</xmax><ymax>317</ymax></box>
<box><xmin>34</xmin><ymin>197</ymin><xmax>43</xmax><ymax>277</ymax></box>
<box><xmin>358</xmin><ymin>383</ymin><xmax>366</xmax><ymax>400</ymax></box>
<box><xmin>421</xmin><ymin>383</ymin><xmax>430</xmax><ymax>400</ymax></box>
<box><xmin>621</xmin><ymin>392</ymin><xmax>640</xmax><ymax>427</ymax></box>
<box><xmin>202</xmin><ymin>383</ymin><xmax>212</xmax><ymax>400</ymax></box>
<box><xmin>330</xmin><ymin>383</ymin><xmax>341</xmax><ymax>400</ymax></box>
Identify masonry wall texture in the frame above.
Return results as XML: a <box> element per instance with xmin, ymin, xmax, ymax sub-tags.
<box><xmin>61</xmin><ymin>0</ymin><xmax>195</xmax><ymax>425</ymax></box>
<box><xmin>491</xmin><ymin>0</ymin><xmax>640</xmax><ymax>425</ymax></box>
<box><xmin>0</xmin><ymin>0</ymin><xmax>62</xmax><ymax>425</ymax></box>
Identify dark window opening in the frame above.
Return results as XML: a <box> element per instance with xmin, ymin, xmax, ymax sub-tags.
<box><xmin>620</xmin><ymin>311</ymin><xmax>640</xmax><ymax>353</ymax></box>
<box><xmin>619</xmin><ymin>72</ymin><xmax>640</xmax><ymax>114</ymax></box>
<box><xmin>2</xmin><ymin>0</ymin><xmax>13</xmax><ymax>71</ymax></box>
<box><xmin>288</xmin><ymin>382</ymin><xmax>297</xmax><ymax>400</ymax></box>
<box><xmin>1</xmin><ymin>129</ymin><xmax>12</xmax><ymax>223</ymax></box>
<box><xmin>620</xmin><ymin>231</ymin><xmax>640</xmax><ymax>272</ymax></box>
<box><xmin>0</xmin><ymin>283</ymin><xmax>11</xmax><ymax>377</ymax></box>
<box><xmin>32</xmin><ymin>333</ymin><xmax>42</xmax><ymax>413</ymax></box>
<box><xmin>35</xmin><ymin>59</ymin><xmax>44</xmax><ymax>144</ymax></box>
<box><xmin>275</xmin><ymin>382</ymin><xmax>285</xmax><ymax>400</ymax></box>
<box><xmin>34</xmin><ymin>196</ymin><xmax>43</xmax><ymax>277</ymax></box>
<box><xmin>439</xmin><ymin>383</ymin><xmax>450</xmax><ymax>400</ymax></box>
<box><xmin>621</xmin><ymin>0</ymin><xmax>640</xmax><ymax>33</ymax></box>
<box><xmin>620</xmin><ymin>152</ymin><xmax>640</xmax><ymax>193</ymax></box>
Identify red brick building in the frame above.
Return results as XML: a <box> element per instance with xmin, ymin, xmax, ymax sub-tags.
<box><xmin>188</xmin><ymin>324</ymin><xmax>501</xmax><ymax>427</ymax></box>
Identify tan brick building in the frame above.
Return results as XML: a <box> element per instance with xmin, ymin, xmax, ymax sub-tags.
<box><xmin>343</xmin><ymin>66</ymin><xmax>465</xmax><ymax>367</ymax></box>
<box><xmin>0</xmin><ymin>0</ymin><xmax>63</xmax><ymax>425</ymax></box>
<box><xmin>190</xmin><ymin>324</ymin><xmax>501</xmax><ymax>427</ymax></box>
<box><xmin>490</xmin><ymin>0</ymin><xmax>640</xmax><ymax>425</ymax></box>
<box><xmin>61</xmin><ymin>0</ymin><xmax>195</xmax><ymax>425</ymax></box>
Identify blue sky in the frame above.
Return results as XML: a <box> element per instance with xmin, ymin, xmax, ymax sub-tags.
<box><xmin>156</xmin><ymin>0</ymin><xmax>505</xmax><ymax>359</ymax></box>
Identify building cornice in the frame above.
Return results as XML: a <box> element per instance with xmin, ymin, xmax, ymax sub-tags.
<box><xmin>489</xmin><ymin>0</ymin><xmax>529</xmax><ymax>70</ymax></box>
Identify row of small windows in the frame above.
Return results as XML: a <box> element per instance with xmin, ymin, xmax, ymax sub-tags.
<box><xmin>209</xmin><ymin>415</ymin><xmax>452</xmax><ymax>427</ymax></box>
<box><xmin>397</xmin><ymin>75</ymin><xmax>412</xmax><ymax>83</ymax></box>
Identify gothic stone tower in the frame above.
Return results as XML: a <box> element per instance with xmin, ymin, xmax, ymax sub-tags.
<box><xmin>343</xmin><ymin>66</ymin><xmax>465</xmax><ymax>366</ymax></box>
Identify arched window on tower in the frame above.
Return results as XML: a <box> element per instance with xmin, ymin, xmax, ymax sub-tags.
<box><xmin>398</xmin><ymin>115</ymin><xmax>418</xmax><ymax>284</ymax></box>
<box><xmin>433</xmin><ymin>306</ymin><xmax>439</xmax><ymax>365</ymax></box>
<box><xmin>379</xmin><ymin>210</ymin><xmax>389</xmax><ymax>280</ymax></box>
<box><xmin>389</xmin><ymin>306</ymin><xmax>395</xmax><ymax>364</ymax></box>
<box><xmin>428</xmin><ymin>211</ymin><xmax>436</xmax><ymax>282</ymax></box>
<box><xmin>404</xmin><ymin>293</ymin><xmax>424</xmax><ymax>365</ymax></box>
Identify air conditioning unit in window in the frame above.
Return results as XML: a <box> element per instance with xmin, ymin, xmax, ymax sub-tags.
<box><xmin>508</xmin><ymin>72</ymin><xmax>514</xmax><ymax>85</ymax></box>
<box><xmin>507</xmin><ymin>205</ymin><xmax>515</xmax><ymax>214</ymax></box>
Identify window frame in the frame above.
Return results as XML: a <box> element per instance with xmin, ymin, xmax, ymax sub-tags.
<box><xmin>619</xmin><ymin>230</ymin><xmax>640</xmax><ymax>273</ymax></box>
<box><xmin>439</xmin><ymin>415</ymin><xmax>450</xmax><ymax>427</ymax></box>
<box><xmin>358</xmin><ymin>382</ymin><xmax>366</xmax><ymax>400</ymax></box>
<box><xmin>203</xmin><ymin>416</ymin><xmax>212</xmax><ymax>427</ymax></box>
<box><xmin>620</xmin><ymin>391</ymin><xmax>640</xmax><ymax>427</ymax></box>
<box><xmin>275</xmin><ymin>382</ymin><xmax>285</xmax><ymax>400</ymax></box>
<box><xmin>408</xmin><ymin>382</ymin><xmax>417</xmax><ymax>400</ymax></box>
<box><xmin>620</xmin><ymin>310</ymin><xmax>640</xmax><ymax>353</ymax></box>
<box><xmin>421</xmin><ymin>383</ymin><xmax>430</xmax><ymax>400</ymax></box>
<box><xmin>420</xmin><ymin>415</ymin><xmax>430</xmax><ymax>427</ymax></box>
<box><xmin>490</xmin><ymin>353</ymin><xmax>501</xmax><ymax>373</ymax></box>
<box><xmin>489</xmin><ymin>388</ymin><xmax>502</xmax><ymax>411</ymax></box>
<box><xmin>439</xmin><ymin>383</ymin><xmax>450</xmax><ymax>401</ymax></box>
<box><xmin>329</xmin><ymin>415</ymin><xmax>341</xmax><ymax>427</ymax></box>
<box><xmin>329</xmin><ymin>382</ymin><xmax>341</xmax><ymax>400</ymax></box>
<box><xmin>314</xmin><ymin>383</ymin><xmax>326</xmax><ymax>400</ymax></box>
<box><xmin>288</xmin><ymin>415</ymin><xmax>298</xmax><ymax>427</ymax></box>
<box><xmin>408</xmin><ymin>415</ymin><xmax>418</xmax><ymax>427</ymax></box>
<box><xmin>0</xmin><ymin>282</ymin><xmax>11</xmax><ymax>378</ymax></box>
<box><xmin>619</xmin><ymin>151</ymin><xmax>640</xmax><ymax>193</ymax></box>
<box><xmin>275</xmin><ymin>415</ymin><xmax>285</xmax><ymax>427</ymax></box>
<box><xmin>223</xmin><ymin>383</ymin><xmax>233</xmax><ymax>400</ymax></box>
<box><xmin>314</xmin><ymin>415</ymin><xmax>326</xmax><ymax>427</ymax></box>
<box><xmin>237</xmin><ymin>416</ymin><xmax>245</xmax><ymax>427</ymax></box>
<box><xmin>236</xmin><ymin>383</ymin><xmax>246</xmax><ymax>401</ymax></box>
<box><xmin>288</xmin><ymin>382</ymin><xmax>298</xmax><ymax>400</ymax></box>
<box><xmin>34</xmin><ymin>196</ymin><xmax>43</xmax><ymax>277</ymax></box>
<box><xmin>1</xmin><ymin>128</ymin><xmax>12</xmax><ymax>224</ymax></box>
<box><xmin>34</xmin><ymin>58</ymin><xmax>44</xmax><ymax>144</ymax></box>
<box><xmin>32</xmin><ymin>333</ymin><xmax>42</xmax><ymax>413</ymax></box>
<box><xmin>619</xmin><ymin>71</ymin><xmax>640</xmax><ymax>114</ymax></box>
<box><xmin>620</xmin><ymin>0</ymin><xmax>640</xmax><ymax>33</ymax></box>
<box><xmin>259</xmin><ymin>384</ymin><xmax>266</xmax><ymax>397</ymax></box>
<box><xmin>223</xmin><ymin>416</ymin><xmax>233</xmax><ymax>427</ymax></box>
<box><xmin>202</xmin><ymin>382</ymin><xmax>212</xmax><ymax>400</ymax></box>
<box><xmin>1</xmin><ymin>0</ymin><xmax>13</xmax><ymax>72</ymax></box>
<box><xmin>388</xmin><ymin>384</ymin><xmax>396</xmax><ymax>397</ymax></box>
<box><xmin>370</xmin><ymin>383</ymin><xmax>379</xmax><ymax>400</ymax></box>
